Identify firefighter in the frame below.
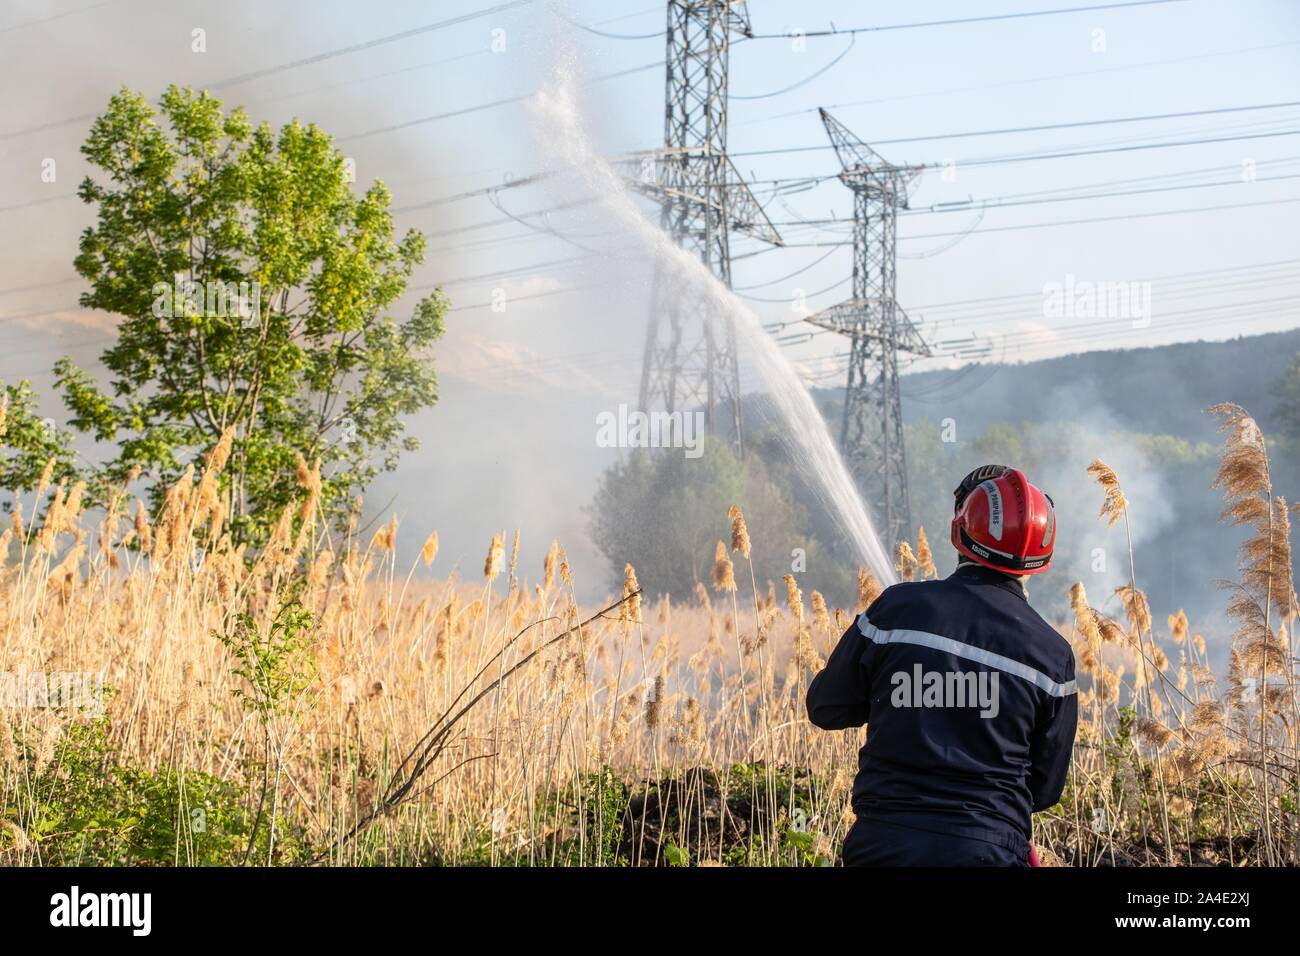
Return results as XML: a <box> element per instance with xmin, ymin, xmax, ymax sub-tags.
<box><xmin>807</xmin><ymin>465</ymin><xmax>1077</xmax><ymax>866</ymax></box>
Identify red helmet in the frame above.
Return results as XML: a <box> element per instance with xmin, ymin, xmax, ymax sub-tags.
<box><xmin>950</xmin><ymin>465</ymin><xmax>1056</xmax><ymax>575</ymax></box>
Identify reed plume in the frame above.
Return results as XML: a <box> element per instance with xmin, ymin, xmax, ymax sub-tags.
<box><xmin>484</xmin><ymin>531</ymin><xmax>504</xmax><ymax>580</ymax></box>
<box><xmin>1087</xmin><ymin>459</ymin><xmax>1128</xmax><ymax>525</ymax></box>
<box><xmin>712</xmin><ymin>541</ymin><xmax>736</xmax><ymax>593</ymax></box>
<box><xmin>857</xmin><ymin>567</ymin><xmax>882</xmax><ymax>611</ymax></box>
<box><xmin>895</xmin><ymin>542</ymin><xmax>918</xmax><ymax>582</ymax></box>
<box><xmin>916</xmin><ymin>526</ymin><xmax>938</xmax><ymax>579</ymax></box>
<box><xmin>420</xmin><ymin>530</ymin><xmax>439</xmax><ymax>568</ymax></box>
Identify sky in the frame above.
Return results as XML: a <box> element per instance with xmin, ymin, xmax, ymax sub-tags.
<box><xmin>1</xmin><ymin>0</ymin><xmax>1298</xmax><ymax>595</ymax></box>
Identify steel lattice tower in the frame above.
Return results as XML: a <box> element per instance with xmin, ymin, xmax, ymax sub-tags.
<box><xmin>807</xmin><ymin>108</ymin><xmax>930</xmax><ymax>548</ymax></box>
<box><xmin>633</xmin><ymin>0</ymin><xmax>781</xmax><ymax>452</ymax></box>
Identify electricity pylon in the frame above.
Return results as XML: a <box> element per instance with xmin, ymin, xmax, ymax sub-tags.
<box><xmin>629</xmin><ymin>0</ymin><xmax>782</xmax><ymax>453</ymax></box>
<box><xmin>806</xmin><ymin>108</ymin><xmax>929</xmax><ymax>548</ymax></box>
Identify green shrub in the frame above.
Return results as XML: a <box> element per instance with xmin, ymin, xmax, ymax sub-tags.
<box><xmin>6</xmin><ymin>719</ymin><xmax>308</xmax><ymax>866</ymax></box>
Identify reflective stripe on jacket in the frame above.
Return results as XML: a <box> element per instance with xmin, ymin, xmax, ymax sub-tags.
<box><xmin>806</xmin><ymin>562</ymin><xmax>1078</xmax><ymax>848</ymax></box>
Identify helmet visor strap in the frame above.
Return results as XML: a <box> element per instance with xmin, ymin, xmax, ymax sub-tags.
<box><xmin>958</xmin><ymin>525</ymin><xmax>1050</xmax><ymax>573</ymax></box>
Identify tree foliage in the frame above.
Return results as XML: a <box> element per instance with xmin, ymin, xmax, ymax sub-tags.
<box><xmin>588</xmin><ymin>435</ymin><xmax>837</xmax><ymax>599</ymax></box>
<box><xmin>0</xmin><ymin>380</ymin><xmax>77</xmax><ymax>507</ymax></box>
<box><xmin>55</xmin><ymin>85</ymin><xmax>445</xmax><ymax>544</ymax></box>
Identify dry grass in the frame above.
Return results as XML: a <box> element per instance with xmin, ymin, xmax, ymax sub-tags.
<box><xmin>0</xmin><ymin>409</ymin><xmax>1297</xmax><ymax>866</ymax></box>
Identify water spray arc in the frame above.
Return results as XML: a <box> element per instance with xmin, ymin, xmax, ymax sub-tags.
<box><xmin>531</xmin><ymin>66</ymin><xmax>896</xmax><ymax>584</ymax></box>
<box><xmin>806</xmin><ymin>108</ymin><xmax>931</xmax><ymax>549</ymax></box>
<box><xmin>631</xmin><ymin>0</ymin><xmax>783</xmax><ymax>453</ymax></box>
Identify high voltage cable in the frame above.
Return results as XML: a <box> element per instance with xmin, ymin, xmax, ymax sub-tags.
<box><xmin>764</xmin><ymin>194</ymin><xmax>1300</xmax><ymax>250</ymax></box>
<box><xmin>0</xmin><ymin>0</ymin><xmax>540</xmax><ymax>142</ymax></box>
<box><xmin>729</xmin><ymin>127</ymin><xmax>1300</xmax><ymax>162</ymax></box>
<box><xmin>549</xmin><ymin>2</ymin><xmax>664</xmax><ymax>39</ymax></box>
<box><xmin>919</xmin><ymin>270</ymin><xmax>1300</xmax><ymax>325</ymax></box>
<box><xmin>338</xmin><ymin>61</ymin><xmax>661</xmax><ymax>142</ymax></box>
<box><xmin>385</xmin><ymin>106</ymin><xmax>1300</xmax><ymax>211</ymax></box>
<box><xmin>731</xmin><ymin>34</ymin><xmax>857</xmax><ymax>100</ymax></box>
<box><xmin>6</xmin><ymin>94</ymin><xmax>1293</xmax><ymax>219</ymax></box>
<box><xmin>912</xmin><ymin>156</ymin><xmax>1300</xmax><ymax>206</ymax></box>
<box><xmin>13</xmin><ymin>277</ymin><xmax>1296</xmax><ymax>383</ymax></box>
<box><xmin>553</xmin><ymin>0</ymin><xmax>1187</xmax><ymax>46</ymax></box>
<box><xmin>438</xmin><ymin>258</ymin><xmax>1300</xmax><ymax>379</ymax></box>
<box><xmin>484</xmin><ymin>303</ymin><xmax>1300</xmax><ymax>389</ymax></box>
<box><xmin>770</xmin><ymin>270</ymin><xmax>1300</xmax><ymax>341</ymax></box>
<box><xmin>743</xmin><ymin>0</ymin><xmax>1190</xmax><ymax>39</ymax></box>
<box><xmin>10</xmin><ymin>179</ymin><xmax>1293</xmax><ymax>306</ymax></box>
<box><xmin>735</xmin><ymin>39</ymin><xmax>1300</xmax><ymax>125</ymax></box>
<box><xmin>397</xmin><ymin>115</ymin><xmax>1300</xmax><ymax>214</ymax></box>
<box><xmin>0</xmin><ymin>0</ymin><xmax>117</xmax><ymax>33</ymax></box>
<box><xmin>930</xmin><ymin>295</ymin><xmax>1300</xmax><ymax>350</ymax></box>
<box><xmin>792</xmin><ymin>301</ymin><xmax>1300</xmax><ymax>383</ymax></box>
<box><xmin>961</xmin><ymin>304</ymin><xmax>1300</xmax><ymax>362</ymax></box>
<box><xmin>426</xmin><ymin>272</ymin><xmax>1300</xmax><ymax>383</ymax></box>
<box><xmin>917</xmin><ymin>272</ymin><xmax>1300</xmax><ymax>331</ymax></box>
<box><xmin>739</xmin><ymin>100</ymin><xmax>1300</xmax><ymax>154</ymax></box>
<box><xmin>732</xmin><ymin>246</ymin><xmax>842</xmax><ymax>291</ymax></box>
<box><xmin>17</xmin><ymin>209</ymin><xmax>1289</xmax><ymax>325</ymax></box>
<box><xmin>910</xmin><ymin>257</ymin><xmax>1300</xmax><ymax>313</ymax></box>
<box><xmin>760</xmin><ymin>172</ymin><xmax>1300</xmax><ymax>227</ymax></box>
<box><xmin>213</xmin><ymin>1</ymin><xmax>537</xmax><ymax>93</ymax></box>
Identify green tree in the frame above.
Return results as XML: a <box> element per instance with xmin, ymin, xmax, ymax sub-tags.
<box><xmin>1273</xmin><ymin>352</ymin><xmax>1300</xmax><ymax>443</ymax></box>
<box><xmin>56</xmin><ymin>86</ymin><xmax>446</xmax><ymax>544</ymax></box>
<box><xmin>0</xmin><ymin>380</ymin><xmax>77</xmax><ymax>511</ymax></box>
<box><xmin>588</xmin><ymin>435</ymin><xmax>837</xmax><ymax>600</ymax></box>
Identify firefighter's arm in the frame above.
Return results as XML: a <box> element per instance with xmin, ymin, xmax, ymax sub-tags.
<box><xmin>1027</xmin><ymin>681</ymin><xmax>1079</xmax><ymax>812</ymax></box>
<box><xmin>805</xmin><ymin>618</ymin><xmax>875</xmax><ymax>730</ymax></box>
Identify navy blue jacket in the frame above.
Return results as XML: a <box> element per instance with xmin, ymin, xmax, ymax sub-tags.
<box><xmin>806</xmin><ymin>562</ymin><xmax>1077</xmax><ymax>849</ymax></box>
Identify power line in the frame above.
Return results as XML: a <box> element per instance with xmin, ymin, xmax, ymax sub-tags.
<box><xmin>398</xmin><ymin>116</ymin><xmax>1298</xmax><ymax>217</ymax></box>
<box><xmin>767</xmin><ymin>194</ymin><xmax>1300</xmax><ymax>250</ymax></box>
<box><xmin>14</xmin><ymin>266</ymin><xmax>1297</xmax><ymax>386</ymax></box>
<box><xmin>444</xmin><ymin>260</ymin><xmax>1300</xmax><ymax>390</ymax></box>
<box><xmin>735</xmin><ymin>39</ymin><xmax>1300</xmax><ymax>126</ymax></box>
<box><xmin>0</xmin><ymin>0</ymin><xmax>117</xmax><ymax>33</ymax></box>
<box><xmin>338</xmin><ymin>61</ymin><xmax>661</xmax><ymax>143</ymax></box>
<box><xmin>0</xmin><ymin>0</ymin><xmax>540</xmax><ymax>142</ymax></box>
<box><xmin>549</xmin><ymin>2</ymin><xmax>664</xmax><ymax>39</ymax></box>
<box><xmin>731</xmin><ymin>34</ymin><xmax>857</xmax><ymax>100</ymax></box>
<box><xmin>732</xmin><ymin>246</ymin><xmax>842</xmax><ymax>290</ymax></box>
<box><xmin>797</xmin><ymin>300</ymin><xmax>1300</xmax><ymax>376</ymax></box>
<box><xmin>17</xmin><ymin>173</ymin><xmax>1289</xmax><ymax>309</ymax></box>
<box><xmin>473</xmin><ymin>300</ymin><xmax>1300</xmax><ymax>390</ymax></box>
<box><xmin>729</xmin><ymin>126</ymin><xmax>1300</xmax><ymax>162</ymax></box>
<box><xmin>241</xmin><ymin>48</ymin><xmax>492</xmax><ymax>111</ymax></box>
<box><xmin>915</xmin><ymin>257</ymin><xmax>1300</xmax><ymax>308</ymax></box>
<box><xmin>770</xmin><ymin>268</ymin><xmax>1300</xmax><ymax>348</ymax></box>
<box><xmin>751</xmin><ymin>256</ymin><xmax>1300</xmax><ymax>338</ymax></box>
<box><xmin>739</xmin><ymin>100</ymin><xmax>1300</xmax><ymax>155</ymax></box>
<box><xmin>209</xmin><ymin>0</ymin><xmax>537</xmax><ymax>93</ymax></box>
<box><xmin>744</xmin><ymin>0</ymin><xmax>1191</xmax><ymax>39</ymax></box>
<box><xmin>763</xmin><ymin>171</ymin><xmax>1300</xmax><ymax>227</ymax></box>
<box><xmin>914</xmin><ymin>155</ymin><xmax>1300</xmax><ymax>205</ymax></box>
<box><xmin>0</xmin><ymin>276</ymin><xmax>80</xmax><ymax>297</ymax></box>
<box><xmin>904</xmin><ymin>193</ymin><xmax>1300</xmax><ymax>241</ymax></box>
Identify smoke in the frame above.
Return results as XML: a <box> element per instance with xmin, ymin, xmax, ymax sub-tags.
<box><xmin>1026</xmin><ymin>385</ymin><xmax>1177</xmax><ymax>606</ymax></box>
<box><xmin>909</xmin><ymin>376</ymin><xmax>1237</xmax><ymax>657</ymax></box>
